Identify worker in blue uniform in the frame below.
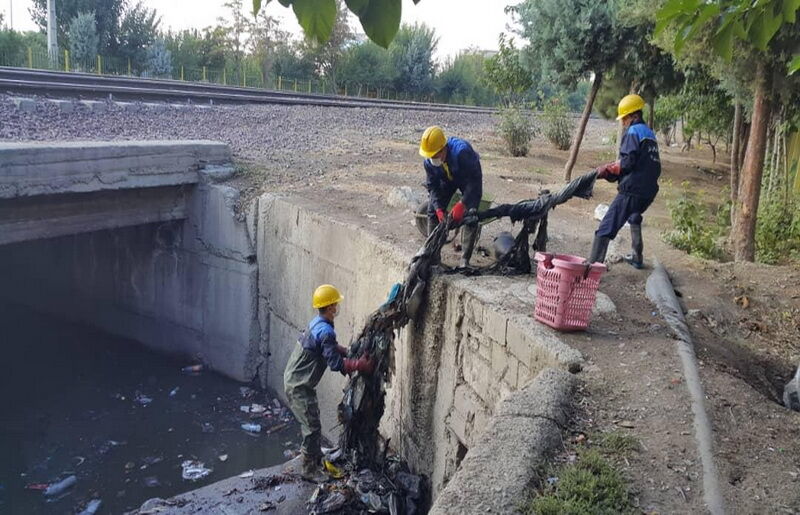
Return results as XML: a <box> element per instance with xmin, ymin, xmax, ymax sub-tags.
<box><xmin>283</xmin><ymin>284</ymin><xmax>374</xmax><ymax>481</ymax></box>
<box><xmin>589</xmin><ymin>94</ymin><xmax>661</xmax><ymax>269</ymax></box>
<box><xmin>419</xmin><ymin>126</ymin><xmax>483</xmax><ymax>267</ymax></box>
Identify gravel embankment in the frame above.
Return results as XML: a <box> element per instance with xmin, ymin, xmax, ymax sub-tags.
<box><xmin>0</xmin><ymin>95</ymin><xmax>498</xmax><ymax>187</ymax></box>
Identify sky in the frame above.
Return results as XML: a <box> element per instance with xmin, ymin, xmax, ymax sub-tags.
<box><xmin>2</xmin><ymin>0</ymin><xmax>514</xmax><ymax>62</ymax></box>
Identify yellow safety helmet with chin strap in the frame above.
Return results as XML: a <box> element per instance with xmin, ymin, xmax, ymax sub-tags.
<box><xmin>419</xmin><ymin>126</ymin><xmax>447</xmax><ymax>158</ymax></box>
<box><xmin>312</xmin><ymin>284</ymin><xmax>344</xmax><ymax>309</ymax></box>
<box><xmin>616</xmin><ymin>94</ymin><xmax>646</xmax><ymax>121</ymax></box>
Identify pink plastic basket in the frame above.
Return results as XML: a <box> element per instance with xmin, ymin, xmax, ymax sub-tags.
<box><xmin>533</xmin><ymin>252</ymin><xmax>607</xmax><ymax>331</ymax></box>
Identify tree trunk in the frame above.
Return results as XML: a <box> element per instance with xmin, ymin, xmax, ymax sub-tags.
<box><xmin>739</xmin><ymin>122</ymin><xmax>750</xmax><ymax>171</ymax></box>
<box><xmin>732</xmin><ymin>62</ymin><xmax>772</xmax><ymax>262</ymax></box>
<box><xmin>730</xmin><ymin>101</ymin><xmax>742</xmax><ymax>225</ymax></box>
<box><xmin>648</xmin><ymin>101</ymin><xmax>655</xmax><ymax>129</ymax></box>
<box><xmin>563</xmin><ymin>72</ymin><xmax>603</xmax><ymax>182</ymax></box>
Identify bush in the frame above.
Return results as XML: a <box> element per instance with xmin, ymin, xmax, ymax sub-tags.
<box><xmin>541</xmin><ymin>98</ymin><xmax>573</xmax><ymax>150</ymax></box>
<box><xmin>526</xmin><ymin>450</ymin><xmax>634</xmax><ymax>515</ymax></box>
<box><xmin>68</xmin><ymin>11</ymin><xmax>99</xmax><ymax>68</ymax></box>
<box><xmin>146</xmin><ymin>40</ymin><xmax>172</xmax><ymax>78</ymax></box>
<box><xmin>755</xmin><ymin>198</ymin><xmax>800</xmax><ymax>264</ymax></box>
<box><xmin>662</xmin><ymin>183</ymin><xmax>724</xmax><ymax>260</ymax></box>
<box><xmin>498</xmin><ymin>105</ymin><xmax>537</xmax><ymax>157</ymax></box>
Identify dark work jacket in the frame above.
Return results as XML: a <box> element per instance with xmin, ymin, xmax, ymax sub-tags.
<box><xmin>424</xmin><ymin>137</ymin><xmax>483</xmax><ymax>210</ymax></box>
<box><xmin>298</xmin><ymin>316</ymin><xmax>343</xmax><ymax>373</ymax></box>
<box><xmin>611</xmin><ymin>120</ymin><xmax>661</xmax><ymax>199</ymax></box>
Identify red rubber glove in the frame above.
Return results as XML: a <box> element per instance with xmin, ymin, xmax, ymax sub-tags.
<box><xmin>343</xmin><ymin>355</ymin><xmax>375</xmax><ymax>375</ymax></box>
<box><xmin>435</xmin><ymin>208</ymin><xmax>445</xmax><ymax>223</ymax></box>
<box><xmin>450</xmin><ymin>201</ymin><xmax>466</xmax><ymax>224</ymax></box>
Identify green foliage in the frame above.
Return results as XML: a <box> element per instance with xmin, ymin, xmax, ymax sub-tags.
<box><xmin>541</xmin><ymin>98</ymin><xmax>574</xmax><ymax>150</ymax></box>
<box><xmin>116</xmin><ymin>1</ymin><xmax>160</xmax><ymax>73</ymax></box>
<box><xmin>146</xmin><ymin>40</ymin><xmax>172</xmax><ymax>77</ymax></box>
<box><xmin>338</xmin><ymin>41</ymin><xmax>392</xmax><ymax>89</ymax></box>
<box><xmin>300</xmin><ymin>1</ymin><xmax>355</xmax><ymax>89</ymax></box>
<box><xmin>498</xmin><ymin>105</ymin><xmax>538</xmax><ymax>157</ymax></box>
<box><xmin>511</xmin><ymin>0</ymin><xmax>625</xmax><ymax>88</ymax></box>
<box><xmin>755</xmin><ymin>197</ymin><xmax>800</xmax><ymax>264</ymax></box>
<box><xmin>482</xmin><ymin>33</ymin><xmax>533</xmax><ymax>104</ymax></box>
<box><xmin>663</xmin><ymin>182</ymin><xmax>725</xmax><ymax>260</ymax></box>
<box><xmin>525</xmin><ymin>450</ymin><xmax>635</xmax><ymax>515</ymax></box>
<box><xmin>387</xmin><ymin>23</ymin><xmax>437</xmax><ymax>94</ymax></box>
<box><xmin>0</xmin><ymin>30</ymin><xmax>47</xmax><ymax>67</ymax></box>
<box><xmin>252</xmin><ymin>0</ymin><xmax>413</xmax><ymax>48</ymax></box>
<box><xmin>436</xmin><ymin>51</ymin><xmax>496</xmax><ymax>105</ymax></box>
<box><xmin>31</xmin><ymin>0</ymin><xmax>125</xmax><ymax>53</ymax></box>
<box><xmin>68</xmin><ymin>12</ymin><xmax>99</xmax><ymax>66</ymax></box>
<box><xmin>596</xmin><ymin>432</ymin><xmax>640</xmax><ymax>456</ymax></box>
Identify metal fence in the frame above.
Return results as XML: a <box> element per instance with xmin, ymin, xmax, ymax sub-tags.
<box><xmin>0</xmin><ymin>46</ymin><xmax>441</xmax><ymax>103</ymax></box>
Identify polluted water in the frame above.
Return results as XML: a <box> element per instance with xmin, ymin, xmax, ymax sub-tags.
<box><xmin>0</xmin><ymin>303</ymin><xmax>301</xmax><ymax>514</ymax></box>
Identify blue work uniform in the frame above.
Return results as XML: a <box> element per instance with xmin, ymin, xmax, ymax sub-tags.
<box><xmin>283</xmin><ymin>316</ymin><xmax>344</xmax><ymax>460</ymax></box>
<box><xmin>425</xmin><ymin>137</ymin><xmax>483</xmax><ymax>222</ymax></box>
<box><xmin>596</xmin><ymin>120</ymin><xmax>661</xmax><ymax>238</ymax></box>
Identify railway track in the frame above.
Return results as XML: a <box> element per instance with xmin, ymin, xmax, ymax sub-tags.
<box><xmin>0</xmin><ymin>67</ymin><xmax>498</xmax><ymax>115</ymax></box>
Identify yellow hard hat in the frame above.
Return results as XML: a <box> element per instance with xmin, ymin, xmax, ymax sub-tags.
<box><xmin>312</xmin><ymin>284</ymin><xmax>344</xmax><ymax>309</ymax></box>
<box><xmin>616</xmin><ymin>94</ymin><xmax>646</xmax><ymax>120</ymax></box>
<box><xmin>419</xmin><ymin>126</ymin><xmax>447</xmax><ymax>158</ymax></box>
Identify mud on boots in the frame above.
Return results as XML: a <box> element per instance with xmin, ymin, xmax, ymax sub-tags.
<box><xmin>589</xmin><ymin>94</ymin><xmax>660</xmax><ymax>269</ymax></box>
<box><xmin>283</xmin><ymin>284</ymin><xmax>375</xmax><ymax>482</ymax></box>
<box><xmin>420</xmin><ymin>126</ymin><xmax>484</xmax><ymax>266</ymax></box>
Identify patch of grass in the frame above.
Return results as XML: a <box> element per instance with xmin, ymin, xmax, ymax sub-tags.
<box><xmin>524</xmin><ymin>449</ymin><xmax>636</xmax><ymax>515</ymax></box>
<box><xmin>596</xmin><ymin>431</ymin><xmax>639</xmax><ymax>456</ymax></box>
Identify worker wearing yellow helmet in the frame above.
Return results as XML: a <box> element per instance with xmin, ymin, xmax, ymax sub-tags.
<box><xmin>283</xmin><ymin>284</ymin><xmax>374</xmax><ymax>481</ymax></box>
<box><xmin>419</xmin><ymin>126</ymin><xmax>484</xmax><ymax>267</ymax></box>
<box><xmin>589</xmin><ymin>94</ymin><xmax>661</xmax><ymax>269</ymax></box>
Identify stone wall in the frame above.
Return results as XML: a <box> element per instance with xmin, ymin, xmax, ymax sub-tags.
<box><xmin>254</xmin><ymin>193</ymin><xmax>584</xmax><ymax>497</ymax></box>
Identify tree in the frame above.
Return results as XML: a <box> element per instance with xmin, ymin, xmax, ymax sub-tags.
<box><xmin>437</xmin><ymin>51</ymin><xmax>495</xmax><ymax>106</ymax></box>
<box><xmin>146</xmin><ymin>39</ymin><xmax>172</xmax><ymax>77</ymax></box>
<box><xmin>68</xmin><ymin>11</ymin><xmax>98</xmax><ymax>68</ymax></box>
<box><xmin>220</xmin><ymin>0</ymin><xmax>250</xmax><ymax>80</ymax></box>
<box><xmin>338</xmin><ymin>41</ymin><xmax>392</xmax><ymax>91</ymax></box>
<box><xmin>301</xmin><ymin>0</ymin><xmax>354</xmax><ymax>91</ymax></box>
<box><xmin>30</xmin><ymin>0</ymin><xmax>124</xmax><ymax>54</ymax></box>
<box><xmin>511</xmin><ymin>0</ymin><xmax>626</xmax><ymax>181</ymax></box>
<box><xmin>482</xmin><ymin>34</ymin><xmax>532</xmax><ymax>105</ymax></box>
<box><xmin>251</xmin><ymin>0</ymin><xmax>420</xmax><ymax>48</ymax></box>
<box><xmin>657</xmin><ymin>0</ymin><xmax>800</xmax><ymax>261</ymax></box>
<box><xmin>388</xmin><ymin>23</ymin><xmax>437</xmax><ymax>96</ymax></box>
<box><xmin>117</xmin><ymin>1</ymin><xmax>160</xmax><ymax>74</ymax></box>
<box><xmin>248</xmin><ymin>10</ymin><xmax>286</xmax><ymax>84</ymax></box>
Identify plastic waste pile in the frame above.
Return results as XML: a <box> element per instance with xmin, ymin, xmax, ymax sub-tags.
<box><xmin>306</xmin><ymin>455</ymin><xmax>425</xmax><ymax>514</ymax></box>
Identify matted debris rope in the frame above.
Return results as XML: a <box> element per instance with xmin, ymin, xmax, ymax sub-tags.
<box><xmin>337</xmin><ymin>170</ymin><xmax>598</xmax><ymax>472</ymax></box>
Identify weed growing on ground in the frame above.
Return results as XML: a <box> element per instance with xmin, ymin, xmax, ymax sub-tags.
<box><xmin>755</xmin><ymin>197</ymin><xmax>800</xmax><ymax>264</ymax></box>
<box><xmin>525</xmin><ymin>449</ymin><xmax>636</xmax><ymax>515</ymax></box>
<box><xmin>541</xmin><ymin>98</ymin><xmax>573</xmax><ymax>151</ymax></box>
<box><xmin>596</xmin><ymin>431</ymin><xmax>640</xmax><ymax>456</ymax></box>
<box><xmin>662</xmin><ymin>181</ymin><xmax>725</xmax><ymax>260</ymax></box>
<box><xmin>499</xmin><ymin>105</ymin><xmax>538</xmax><ymax>157</ymax></box>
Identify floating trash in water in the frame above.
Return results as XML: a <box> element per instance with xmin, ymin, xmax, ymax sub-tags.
<box><xmin>181</xmin><ymin>460</ymin><xmax>212</xmax><ymax>481</ymax></box>
<box><xmin>142</xmin><ymin>476</ymin><xmax>160</xmax><ymax>488</ymax></box>
<box><xmin>43</xmin><ymin>475</ymin><xmax>77</xmax><ymax>497</ymax></box>
<box><xmin>241</xmin><ymin>423</ymin><xmax>262</xmax><ymax>433</ymax></box>
<box><xmin>181</xmin><ymin>364</ymin><xmax>203</xmax><ymax>374</ymax></box>
<box><xmin>134</xmin><ymin>391</ymin><xmax>153</xmax><ymax>406</ymax></box>
<box><xmin>282</xmin><ymin>449</ymin><xmax>297</xmax><ymax>459</ymax></box>
<box><xmin>77</xmin><ymin>498</ymin><xmax>102</xmax><ymax>515</ymax></box>
<box><xmin>200</xmin><ymin>422</ymin><xmax>215</xmax><ymax>433</ymax></box>
<box><xmin>169</xmin><ymin>387</ymin><xmax>180</xmax><ymax>397</ymax></box>
<box><xmin>238</xmin><ymin>470</ymin><xmax>254</xmax><ymax>478</ymax></box>
<box><xmin>239</xmin><ymin>386</ymin><xmax>256</xmax><ymax>398</ymax></box>
<box><xmin>24</xmin><ymin>483</ymin><xmax>49</xmax><ymax>491</ymax></box>
<box><xmin>218</xmin><ymin>454</ymin><xmax>228</xmax><ymax>462</ymax></box>
<box><xmin>240</xmin><ymin>403</ymin><xmax>268</xmax><ymax>414</ymax></box>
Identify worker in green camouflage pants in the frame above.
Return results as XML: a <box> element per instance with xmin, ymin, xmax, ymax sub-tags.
<box><xmin>283</xmin><ymin>284</ymin><xmax>375</xmax><ymax>481</ymax></box>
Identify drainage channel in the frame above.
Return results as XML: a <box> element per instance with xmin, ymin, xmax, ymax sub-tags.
<box><xmin>0</xmin><ymin>302</ymin><xmax>300</xmax><ymax>514</ymax></box>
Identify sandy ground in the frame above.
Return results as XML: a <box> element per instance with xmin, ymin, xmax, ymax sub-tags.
<box><xmin>3</xmin><ymin>96</ymin><xmax>800</xmax><ymax>513</ymax></box>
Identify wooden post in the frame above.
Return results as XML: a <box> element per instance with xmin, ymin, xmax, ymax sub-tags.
<box><xmin>64</xmin><ymin>49</ymin><xmax>69</xmax><ymax>71</ymax></box>
<box><xmin>563</xmin><ymin>72</ymin><xmax>603</xmax><ymax>181</ymax></box>
<box><xmin>308</xmin><ymin>80</ymin><xmax>312</xmax><ymax>93</ymax></box>
<box><xmin>278</xmin><ymin>76</ymin><xmax>282</xmax><ymax>90</ymax></box>
<box><xmin>294</xmin><ymin>78</ymin><xmax>297</xmax><ymax>92</ymax></box>
<box><xmin>27</xmin><ymin>47</ymin><xmax>32</xmax><ymax>68</ymax></box>
<box><xmin>223</xmin><ymin>68</ymin><xmax>227</xmax><ymax>85</ymax></box>
<box><xmin>202</xmin><ymin>66</ymin><xmax>207</xmax><ymax>82</ymax></box>
<box><xmin>97</xmin><ymin>55</ymin><xmax>102</xmax><ymax>75</ymax></box>
<box><xmin>181</xmin><ymin>66</ymin><xmax>184</xmax><ymax>81</ymax></box>
<box><xmin>128</xmin><ymin>58</ymin><xmax>131</xmax><ymax>76</ymax></box>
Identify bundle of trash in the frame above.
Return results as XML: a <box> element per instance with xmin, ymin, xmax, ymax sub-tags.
<box><xmin>307</xmin><ymin>454</ymin><xmax>425</xmax><ymax>514</ymax></box>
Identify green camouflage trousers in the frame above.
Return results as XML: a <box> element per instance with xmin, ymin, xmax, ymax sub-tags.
<box><xmin>283</xmin><ymin>342</ymin><xmax>326</xmax><ymax>460</ymax></box>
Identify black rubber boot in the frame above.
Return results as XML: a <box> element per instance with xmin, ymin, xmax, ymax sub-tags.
<box><xmin>460</xmin><ymin>222</ymin><xmax>479</xmax><ymax>267</ymax></box>
<box><xmin>589</xmin><ymin>235</ymin><xmax>611</xmax><ymax>264</ymax></box>
<box><xmin>624</xmin><ymin>224</ymin><xmax>644</xmax><ymax>269</ymax></box>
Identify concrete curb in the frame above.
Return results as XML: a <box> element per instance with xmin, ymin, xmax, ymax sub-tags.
<box><xmin>430</xmin><ymin>368</ymin><xmax>576</xmax><ymax>514</ymax></box>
